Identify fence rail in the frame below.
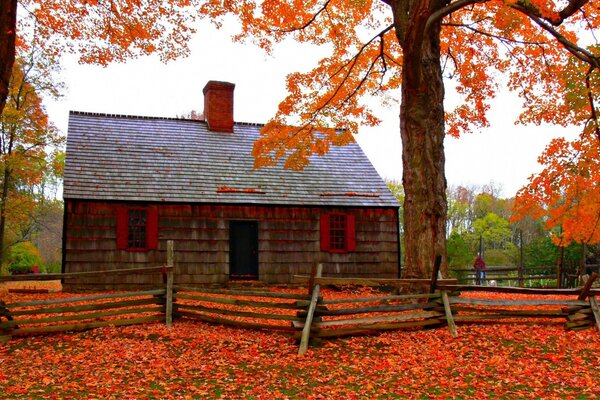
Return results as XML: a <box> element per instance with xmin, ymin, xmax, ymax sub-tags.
<box><xmin>0</xmin><ymin>286</ymin><xmax>170</xmax><ymax>341</ymax></box>
<box><xmin>295</xmin><ymin>292</ymin><xmax>445</xmax><ymax>338</ymax></box>
<box><xmin>0</xmin><ymin>243</ymin><xmax>176</xmax><ymax>342</ymax></box>
<box><xmin>450</xmin><ymin>265</ymin><xmax>600</xmax><ymax>288</ymax></box>
<box><xmin>0</xmin><ymin>266</ymin><xmax>172</xmax><ymax>282</ymax></box>
<box><xmin>173</xmin><ymin>284</ymin><xmax>311</xmax><ymax>334</ymax></box>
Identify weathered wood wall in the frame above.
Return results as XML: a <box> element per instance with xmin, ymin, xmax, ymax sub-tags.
<box><xmin>64</xmin><ymin>201</ymin><xmax>399</xmax><ymax>289</ymax></box>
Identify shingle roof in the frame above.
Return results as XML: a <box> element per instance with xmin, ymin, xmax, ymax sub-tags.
<box><xmin>64</xmin><ymin>111</ymin><xmax>399</xmax><ymax>207</ymax></box>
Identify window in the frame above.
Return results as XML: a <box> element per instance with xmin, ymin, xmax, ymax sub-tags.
<box><xmin>128</xmin><ymin>209</ymin><xmax>147</xmax><ymax>249</ymax></box>
<box><xmin>320</xmin><ymin>213</ymin><xmax>356</xmax><ymax>253</ymax></box>
<box><xmin>329</xmin><ymin>214</ymin><xmax>347</xmax><ymax>251</ymax></box>
<box><xmin>116</xmin><ymin>206</ymin><xmax>158</xmax><ymax>251</ymax></box>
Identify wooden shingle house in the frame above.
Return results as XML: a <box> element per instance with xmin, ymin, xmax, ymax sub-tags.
<box><xmin>63</xmin><ymin>81</ymin><xmax>400</xmax><ymax>289</ymax></box>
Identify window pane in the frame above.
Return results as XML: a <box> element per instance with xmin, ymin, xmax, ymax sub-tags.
<box><xmin>128</xmin><ymin>209</ymin><xmax>147</xmax><ymax>248</ymax></box>
<box><xmin>329</xmin><ymin>214</ymin><xmax>346</xmax><ymax>250</ymax></box>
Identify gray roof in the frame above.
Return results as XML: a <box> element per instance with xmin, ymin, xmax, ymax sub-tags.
<box><xmin>64</xmin><ymin>112</ymin><xmax>399</xmax><ymax>207</ymax></box>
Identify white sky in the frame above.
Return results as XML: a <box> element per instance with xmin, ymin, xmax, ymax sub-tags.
<box><xmin>43</xmin><ymin>22</ymin><xmax>579</xmax><ymax>199</ymax></box>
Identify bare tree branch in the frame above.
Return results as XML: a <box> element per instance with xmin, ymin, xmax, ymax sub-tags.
<box><xmin>444</xmin><ymin>22</ymin><xmax>549</xmax><ymax>46</ymax></box>
<box><xmin>271</xmin><ymin>24</ymin><xmax>395</xmax><ymax>152</ymax></box>
<box><xmin>585</xmin><ymin>66</ymin><xmax>600</xmax><ymax>144</ymax></box>
<box><xmin>512</xmin><ymin>7</ymin><xmax>600</xmax><ymax>68</ymax></box>
<box><xmin>271</xmin><ymin>0</ymin><xmax>332</xmax><ymax>33</ymax></box>
<box><xmin>558</xmin><ymin>0</ymin><xmax>589</xmax><ymax>22</ymax></box>
<box><xmin>426</xmin><ymin>0</ymin><xmax>490</xmax><ymax>33</ymax></box>
<box><xmin>510</xmin><ymin>0</ymin><xmax>589</xmax><ymax>26</ymax></box>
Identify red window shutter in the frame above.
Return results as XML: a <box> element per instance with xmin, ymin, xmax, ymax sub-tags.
<box><xmin>147</xmin><ymin>206</ymin><xmax>159</xmax><ymax>250</ymax></box>
<box><xmin>346</xmin><ymin>214</ymin><xmax>356</xmax><ymax>252</ymax></box>
<box><xmin>116</xmin><ymin>206</ymin><xmax>128</xmax><ymax>250</ymax></box>
<box><xmin>320</xmin><ymin>214</ymin><xmax>330</xmax><ymax>251</ymax></box>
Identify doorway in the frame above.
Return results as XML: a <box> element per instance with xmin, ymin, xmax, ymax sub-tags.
<box><xmin>229</xmin><ymin>221</ymin><xmax>259</xmax><ymax>279</ymax></box>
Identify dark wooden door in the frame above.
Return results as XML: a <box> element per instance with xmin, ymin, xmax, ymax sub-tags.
<box><xmin>229</xmin><ymin>221</ymin><xmax>259</xmax><ymax>279</ymax></box>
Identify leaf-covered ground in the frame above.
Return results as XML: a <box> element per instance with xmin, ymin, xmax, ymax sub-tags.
<box><xmin>1</xmin><ymin>285</ymin><xmax>599</xmax><ymax>399</ymax></box>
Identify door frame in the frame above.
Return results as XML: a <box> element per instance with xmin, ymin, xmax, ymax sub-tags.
<box><xmin>229</xmin><ymin>220</ymin><xmax>259</xmax><ymax>280</ymax></box>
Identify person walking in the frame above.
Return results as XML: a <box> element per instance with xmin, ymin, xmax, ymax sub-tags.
<box><xmin>473</xmin><ymin>253</ymin><xmax>486</xmax><ymax>285</ymax></box>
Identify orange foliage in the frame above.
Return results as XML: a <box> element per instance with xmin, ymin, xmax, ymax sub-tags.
<box><xmin>513</xmin><ymin>128</ymin><xmax>600</xmax><ymax>245</ymax></box>
<box><xmin>512</xmin><ymin>52</ymin><xmax>600</xmax><ymax>245</ymax></box>
<box><xmin>9</xmin><ymin>1</ymin><xmax>600</xmax><ymax>180</ymax></box>
<box><xmin>19</xmin><ymin>0</ymin><xmax>200</xmax><ymax>64</ymax></box>
<box><xmin>189</xmin><ymin>0</ymin><xmax>600</xmax><ymax>171</ymax></box>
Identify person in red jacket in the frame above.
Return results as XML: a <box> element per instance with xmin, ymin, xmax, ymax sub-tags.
<box><xmin>473</xmin><ymin>253</ymin><xmax>486</xmax><ymax>285</ymax></box>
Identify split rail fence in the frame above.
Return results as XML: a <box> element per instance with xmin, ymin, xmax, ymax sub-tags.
<box><xmin>172</xmin><ymin>286</ymin><xmax>311</xmax><ymax>333</ymax></box>
<box><xmin>1</xmin><ymin>243</ymin><xmax>599</xmax><ymax>356</ymax></box>
<box><xmin>0</xmin><ymin>241</ymin><xmax>176</xmax><ymax>343</ymax></box>
<box><xmin>450</xmin><ymin>265</ymin><xmax>561</xmax><ymax>287</ymax></box>
<box><xmin>0</xmin><ymin>267</ymin><xmax>173</xmax><ymax>342</ymax></box>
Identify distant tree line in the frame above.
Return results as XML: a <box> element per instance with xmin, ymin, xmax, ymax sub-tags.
<box><xmin>387</xmin><ymin>181</ymin><xmax>587</xmax><ymax>274</ymax></box>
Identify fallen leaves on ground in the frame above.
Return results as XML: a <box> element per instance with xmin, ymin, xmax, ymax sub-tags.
<box><xmin>0</xmin><ymin>280</ymin><xmax>62</xmax><ymax>293</ymax></box>
<box><xmin>1</xmin><ymin>288</ymin><xmax>599</xmax><ymax>399</ymax></box>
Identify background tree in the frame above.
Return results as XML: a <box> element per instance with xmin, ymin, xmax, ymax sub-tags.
<box><xmin>447</xmin><ymin>185</ymin><xmax>476</xmax><ymax>235</ymax></box>
<box><xmin>0</xmin><ymin>46</ymin><xmax>64</xmax><ymax>265</ymax></box>
<box><xmin>29</xmin><ymin>199</ymin><xmax>63</xmax><ymax>273</ymax></box>
<box><xmin>513</xmin><ymin>130</ymin><xmax>600</xmax><ymax>246</ymax></box>
<box><xmin>447</xmin><ymin>231</ymin><xmax>471</xmax><ymax>269</ymax></box>
<box><xmin>445</xmin><ymin>183</ymin><xmax>567</xmax><ymax>271</ymax></box>
<box><xmin>0</xmin><ymin>0</ymin><xmax>17</xmax><ymax>116</ymax></box>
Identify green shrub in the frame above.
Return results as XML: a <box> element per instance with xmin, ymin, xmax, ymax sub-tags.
<box><xmin>7</xmin><ymin>242</ymin><xmax>43</xmax><ymax>274</ymax></box>
<box><xmin>485</xmin><ymin>247</ymin><xmax>516</xmax><ymax>267</ymax></box>
<box><xmin>43</xmin><ymin>260</ymin><xmax>62</xmax><ymax>274</ymax></box>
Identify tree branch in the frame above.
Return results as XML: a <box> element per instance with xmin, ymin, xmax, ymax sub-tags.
<box><xmin>426</xmin><ymin>0</ymin><xmax>489</xmax><ymax>33</ymax></box>
<box><xmin>512</xmin><ymin>8</ymin><xmax>600</xmax><ymax>68</ymax></box>
<box><xmin>269</xmin><ymin>24</ymin><xmax>395</xmax><ymax>154</ymax></box>
<box><xmin>444</xmin><ymin>22</ymin><xmax>549</xmax><ymax>47</ymax></box>
<box><xmin>512</xmin><ymin>0</ymin><xmax>589</xmax><ymax>26</ymax></box>
<box><xmin>271</xmin><ymin>0</ymin><xmax>332</xmax><ymax>33</ymax></box>
<box><xmin>584</xmin><ymin>66</ymin><xmax>600</xmax><ymax>144</ymax></box>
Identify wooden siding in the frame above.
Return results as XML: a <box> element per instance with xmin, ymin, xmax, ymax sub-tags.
<box><xmin>64</xmin><ymin>201</ymin><xmax>399</xmax><ymax>289</ymax></box>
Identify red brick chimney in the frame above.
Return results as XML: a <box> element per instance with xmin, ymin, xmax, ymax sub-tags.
<box><xmin>203</xmin><ymin>81</ymin><xmax>235</xmax><ymax>133</ymax></box>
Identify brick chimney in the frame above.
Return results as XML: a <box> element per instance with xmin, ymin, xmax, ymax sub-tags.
<box><xmin>203</xmin><ymin>81</ymin><xmax>235</xmax><ymax>133</ymax></box>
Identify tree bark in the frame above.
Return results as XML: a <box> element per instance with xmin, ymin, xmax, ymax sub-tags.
<box><xmin>0</xmin><ymin>165</ymin><xmax>11</xmax><ymax>264</ymax></box>
<box><xmin>393</xmin><ymin>1</ymin><xmax>448</xmax><ymax>279</ymax></box>
<box><xmin>0</xmin><ymin>0</ymin><xmax>17</xmax><ymax>117</ymax></box>
<box><xmin>0</xmin><ymin>123</ymin><xmax>15</xmax><ymax>265</ymax></box>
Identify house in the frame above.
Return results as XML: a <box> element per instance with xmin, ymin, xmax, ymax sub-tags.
<box><xmin>62</xmin><ymin>81</ymin><xmax>400</xmax><ymax>289</ymax></box>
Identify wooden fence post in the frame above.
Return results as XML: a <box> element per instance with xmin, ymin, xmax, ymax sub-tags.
<box><xmin>165</xmin><ymin>240</ymin><xmax>174</xmax><ymax>328</ymax></box>
<box><xmin>577</xmin><ymin>272</ymin><xmax>597</xmax><ymax>301</ymax></box>
<box><xmin>308</xmin><ymin>263</ymin><xmax>317</xmax><ymax>296</ymax></box>
<box><xmin>518</xmin><ymin>230</ymin><xmax>524</xmax><ymax>287</ymax></box>
<box><xmin>0</xmin><ymin>300</ymin><xmax>14</xmax><ymax>342</ymax></box>
<box><xmin>299</xmin><ymin>263</ymin><xmax>322</xmax><ymax>356</ymax></box>
<box><xmin>589</xmin><ymin>296</ymin><xmax>600</xmax><ymax>332</ymax></box>
<box><xmin>430</xmin><ymin>255</ymin><xmax>442</xmax><ymax>294</ymax></box>
<box><xmin>437</xmin><ymin>271</ymin><xmax>458</xmax><ymax>338</ymax></box>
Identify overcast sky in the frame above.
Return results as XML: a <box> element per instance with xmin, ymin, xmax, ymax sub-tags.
<box><xmin>44</xmin><ymin>22</ymin><xmax>578</xmax><ymax>199</ymax></box>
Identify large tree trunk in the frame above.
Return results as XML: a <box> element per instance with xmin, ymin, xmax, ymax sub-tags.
<box><xmin>0</xmin><ymin>0</ymin><xmax>17</xmax><ymax>117</ymax></box>
<box><xmin>395</xmin><ymin>2</ymin><xmax>448</xmax><ymax>279</ymax></box>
